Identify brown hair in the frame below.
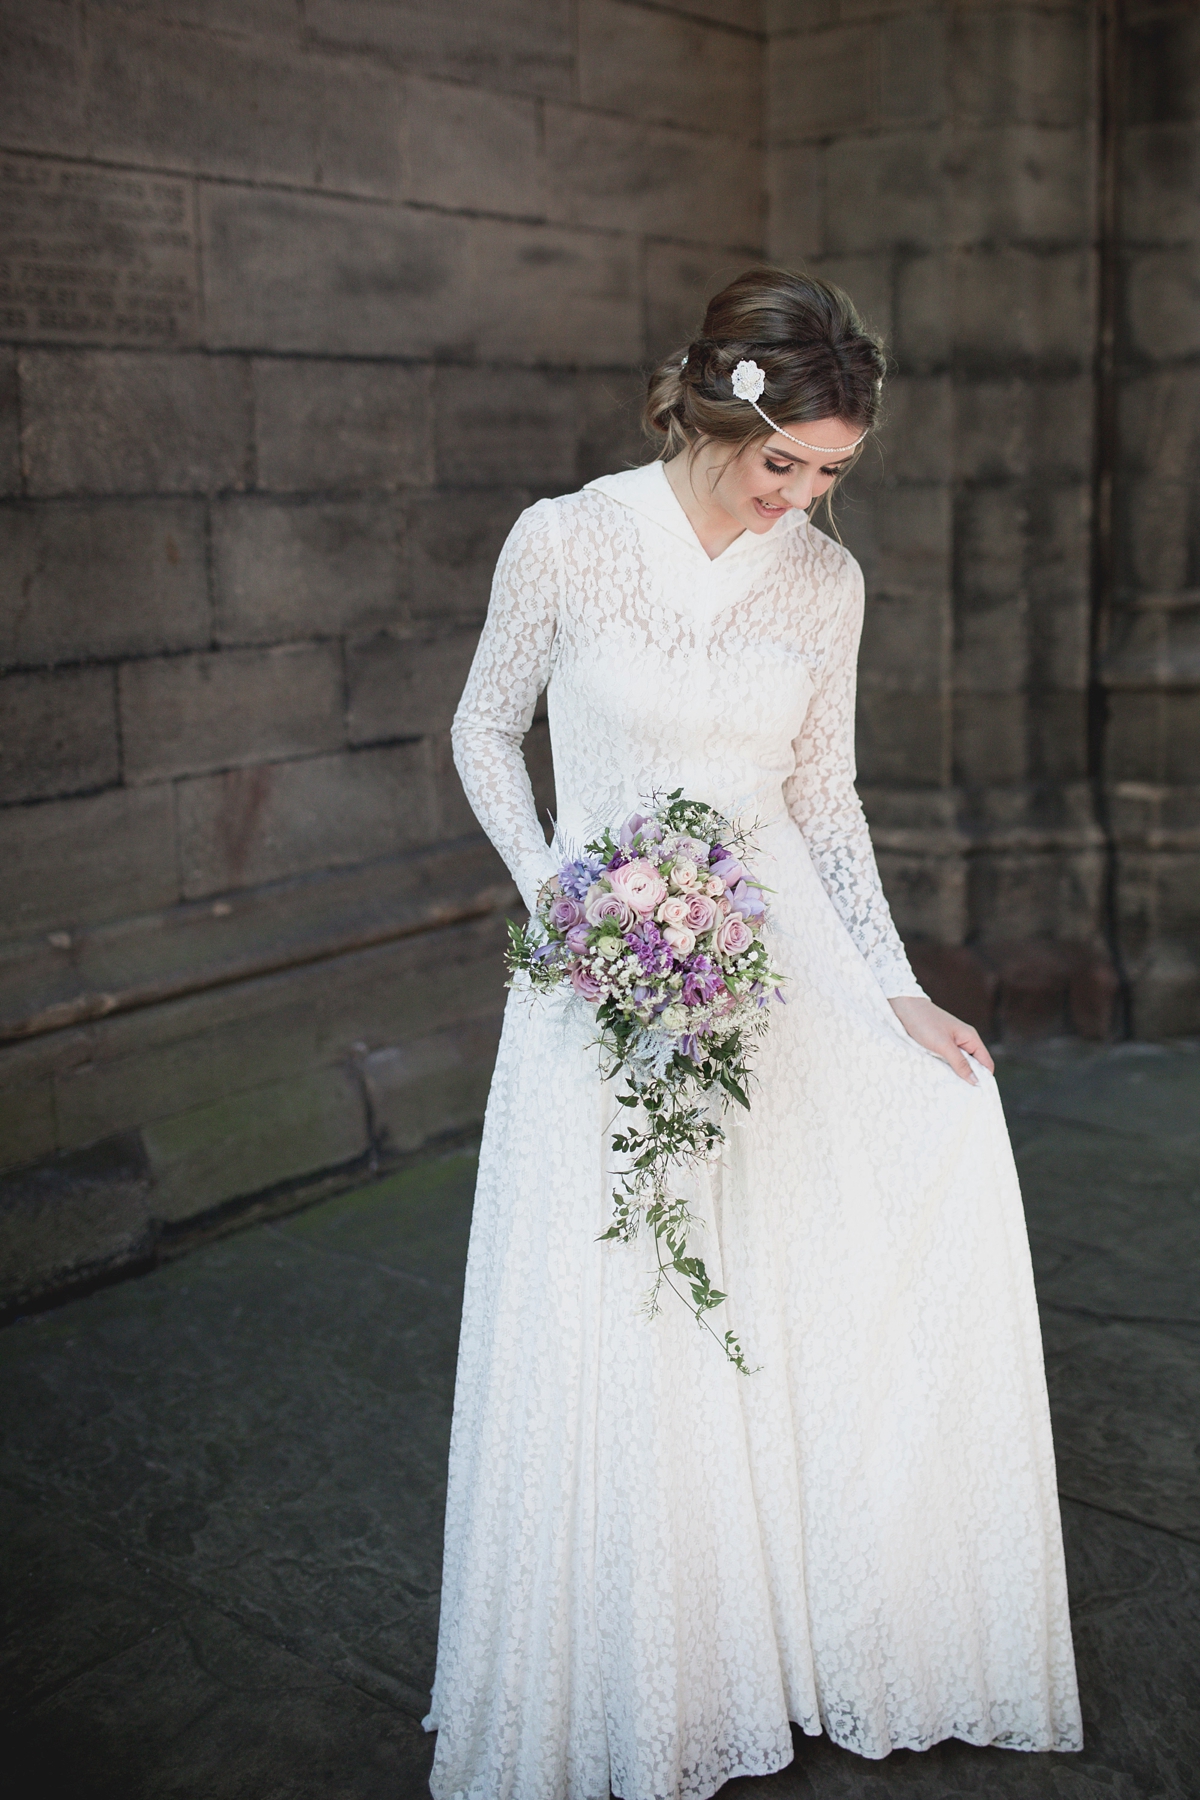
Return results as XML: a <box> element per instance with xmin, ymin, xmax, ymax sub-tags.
<box><xmin>643</xmin><ymin>266</ymin><xmax>886</xmax><ymax>519</ymax></box>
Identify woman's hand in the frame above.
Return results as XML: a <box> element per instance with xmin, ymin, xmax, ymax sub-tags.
<box><xmin>888</xmin><ymin>995</ymin><xmax>994</xmax><ymax>1085</ymax></box>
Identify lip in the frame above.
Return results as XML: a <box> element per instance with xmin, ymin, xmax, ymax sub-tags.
<box><xmin>752</xmin><ymin>496</ymin><xmax>790</xmax><ymax>519</ymax></box>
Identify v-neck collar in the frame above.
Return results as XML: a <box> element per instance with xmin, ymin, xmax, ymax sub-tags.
<box><xmin>585</xmin><ymin>461</ymin><xmax>799</xmax><ymax>565</ymax></box>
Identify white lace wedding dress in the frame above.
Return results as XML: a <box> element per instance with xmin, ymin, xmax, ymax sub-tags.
<box><xmin>424</xmin><ymin>462</ymin><xmax>1082</xmax><ymax>1800</ymax></box>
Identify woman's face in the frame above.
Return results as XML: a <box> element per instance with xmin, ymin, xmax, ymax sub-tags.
<box><xmin>703</xmin><ymin>420</ymin><xmax>863</xmax><ymax>534</ymax></box>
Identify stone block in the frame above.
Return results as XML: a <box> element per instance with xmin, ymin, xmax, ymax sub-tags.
<box><xmin>879</xmin><ymin>7</ymin><xmax>948</xmax><ymax>127</ymax></box>
<box><xmin>580</xmin><ymin>0</ymin><xmax>760</xmax><ymax>137</ymax></box>
<box><xmin>1120</xmin><ymin>478</ymin><xmax>1193</xmax><ymax>595</ymax></box>
<box><xmin>0</xmin><ymin>349</ymin><xmax>18</xmax><ymax>494</ymax></box>
<box><xmin>346</xmin><ymin>629</ymin><xmax>476</xmax><ymax>744</ymax></box>
<box><xmin>769</xmin><ymin>22</ymin><xmax>874</xmax><ymax>141</ymax></box>
<box><xmin>0</xmin><ymin>1131</ymin><xmax>155</xmax><ymax>1306</ymax></box>
<box><xmin>950</xmin><ymin>5</ymin><xmax>1088</xmax><ymax>129</ymax></box>
<box><xmin>953</xmin><ymin>691</ymin><xmax>1027</xmax><ymax>786</ymax></box>
<box><xmin>403</xmin><ymin>78</ymin><xmax>543</xmax><ymax>216</ymax></box>
<box><xmin>433</xmin><ymin>367</ymin><xmax>577</xmax><ymax>489</ymax></box>
<box><xmin>19</xmin><ymin>350</ymin><xmax>253</xmax><ymax>495</ymax></box>
<box><xmin>143</xmin><ymin>1066</ymin><xmax>367</xmax><ymax>1221</ymax></box>
<box><xmin>856</xmin><ymin>482</ymin><xmax>951</xmax><ymax>604</ymax></box>
<box><xmin>120</xmin><ymin>643</ymin><xmax>346</xmax><ymax>785</ymax></box>
<box><xmin>859</xmin><ymin>588</ymin><xmax>946</xmax><ymax>696</ymax></box>
<box><xmin>87</xmin><ymin>13</ymin><xmax>402</xmax><ymax>198</ymax></box>
<box><xmin>807</xmin><ymin>252</ymin><xmax>893</xmax><ymax>347</ymax></box>
<box><xmin>253</xmin><ymin>359</ymin><xmax>431</xmax><ymax>494</ymax></box>
<box><xmin>644</xmin><ymin>245</ymin><xmax>747</xmax><ymax>361</ymax></box>
<box><xmin>891</xmin><ymin>250</ymin><xmax>950</xmax><ymax>369</ymax></box>
<box><xmin>1026</xmin><ymin>691</ymin><xmax>1088</xmax><ymax>785</ymax></box>
<box><xmin>0</xmin><ymin>0</ymin><xmax>85</xmax><ymax>156</ymax></box>
<box><xmin>905</xmin><ymin>944</ymin><xmax>997</xmax><ymax>1036</ymax></box>
<box><xmin>954</xmin><ymin>375</ymin><xmax>1092</xmax><ymax>482</ymax></box>
<box><xmin>0</xmin><ymin>666</ymin><xmax>119</xmax><ymax>804</ymax></box>
<box><xmin>825</xmin><ymin>130</ymin><xmax>944</xmax><ymax>256</ymax></box>
<box><xmin>1126</xmin><ymin>5</ymin><xmax>1200</xmax><ymax>128</ymax></box>
<box><xmin>211</xmin><ymin>497</ymin><xmax>403</xmax><ymax>644</ymax></box>
<box><xmin>201</xmin><ymin>186</ymin><xmax>473</xmax><ymax>357</ymax></box>
<box><xmin>874</xmin><ymin>375</ymin><xmax>952</xmax><ymax>483</ymax></box>
<box><xmin>543</xmin><ymin>107</ymin><xmax>759</xmax><ymax>245</ymax></box>
<box><xmin>1118</xmin><ymin>366</ymin><xmax>1200</xmax><ymax>481</ymax></box>
<box><xmin>0</xmin><ymin>499</ymin><xmax>208</xmax><ymax>666</ymax></box>
<box><xmin>406</xmin><ymin>487</ymin><xmax>528</xmax><ymax>623</ymax></box>
<box><xmin>90</xmin><ymin>0</ymin><xmax>302</xmax><ymax>28</ymax></box>
<box><xmin>948</xmin><ymin>125</ymin><xmax>1088</xmax><ymax>248</ymax></box>
<box><xmin>304</xmin><ymin>0</ymin><xmax>575</xmax><ymax>102</ymax></box>
<box><xmin>1124</xmin><ymin>125</ymin><xmax>1200</xmax><ymax>248</ymax></box>
<box><xmin>767</xmin><ymin>142</ymin><xmax>824</xmax><ymax>264</ymax></box>
<box><xmin>854</xmin><ymin>691</ymin><xmax>945</xmax><ymax>786</ymax></box>
<box><xmin>0</xmin><ymin>1077</ymin><xmax>56</xmax><ymax>1176</ymax></box>
<box><xmin>766</xmin><ymin>1</ymin><xmax>836</xmax><ymax>28</ymax></box>
<box><xmin>675</xmin><ymin>0</ymin><xmax>762</xmax><ymax>25</ymax></box>
<box><xmin>1105</xmin><ymin>693</ymin><xmax>1162</xmax><ymax>786</ymax></box>
<box><xmin>1104</xmin><ymin>605</ymin><xmax>1200</xmax><ymax>695</ymax></box>
<box><xmin>1126</xmin><ymin>248</ymin><xmax>1200</xmax><ymax>364</ymax></box>
<box><xmin>176</xmin><ymin>742</ymin><xmax>437</xmax><ymax>897</ymax></box>
<box><xmin>0</xmin><ymin>783</ymin><xmax>178</xmax><ymax>941</ymax></box>
<box><xmin>1025</xmin><ymin>483</ymin><xmax>1090</xmax><ymax>639</ymax></box>
<box><xmin>465</xmin><ymin>218</ymin><xmax>641</xmax><ymax>366</ymax></box>
<box><xmin>573</xmin><ymin>370</ymin><xmax>645</xmax><ymax>485</ymax></box>
<box><xmin>954</xmin><ymin>248</ymin><xmax>1091</xmax><ymax>373</ymax></box>
<box><xmin>360</xmin><ymin>1014</ymin><xmax>503</xmax><ymax>1154</ymax></box>
<box><xmin>433</xmin><ymin>732</ymin><xmax>479</xmax><ymax>839</ymax></box>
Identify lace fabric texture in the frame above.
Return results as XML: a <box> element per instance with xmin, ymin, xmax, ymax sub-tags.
<box><xmin>427</xmin><ymin>465</ymin><xmax>1082</xmax><ymax>1800</ymax></box>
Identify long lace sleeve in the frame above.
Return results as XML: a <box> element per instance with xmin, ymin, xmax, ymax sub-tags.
<box><xmin>452</xmin><ymin>499</ymin><xmax>562</xmax><ymax>914</ymax></box>
<box><xmin>782</xmin><ymin>555</ymin><xmax>926</xmax><ymax>1000</ymax></box>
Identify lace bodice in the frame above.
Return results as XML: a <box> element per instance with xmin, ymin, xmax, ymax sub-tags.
<box><xmin>452</xmin><ymin>462</ymin><xmax>923</xmax><ymax>1000</ymax></box>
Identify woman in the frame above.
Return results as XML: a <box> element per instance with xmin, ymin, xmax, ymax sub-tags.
<box><xmin>424</xmin><ymin>268</ymin><xmax>1082</xmax><ymax>1799</ymax></box>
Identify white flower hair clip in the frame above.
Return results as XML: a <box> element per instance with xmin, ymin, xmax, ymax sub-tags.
<box><xmin>729</xmin><ymin>357</ymin><xmax>867</xmax><ymax>456</ymax></box>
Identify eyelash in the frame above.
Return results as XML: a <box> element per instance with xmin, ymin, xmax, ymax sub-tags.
<box><xmin>764</xmin><ymin>457</ymin><xmax>841</xmax><ymax>479</ymax></box>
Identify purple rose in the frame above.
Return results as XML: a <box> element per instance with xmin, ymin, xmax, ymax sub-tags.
<box><xmin>569</xmin><ymin>962</ymin><xmax>604</xmax><ymax>1001</ymax></box>
<box><xmin>548</xmin><ymin>896</ymin><xmax>584</xmax><ymax>932</ymax></box>
<box><xmin>618</xmin><ymin>811</ymin><xmax>649</xmax><ymax>850</ymax></box>
<box><xmin>585</xmin><ymin>889</ymin><xmax>634</xmax><ymax>929</ymax></box>
<box><xmin>565</xmin><ymin>923</ymin><xmax>591</xmax><ymax>954</ymax></box>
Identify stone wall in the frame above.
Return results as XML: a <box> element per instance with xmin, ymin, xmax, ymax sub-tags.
<box><xmin>0</xmin><ymin>0</ymin><xmax>763</xmax><ymax>1312</ymax></box>
<box><xmin>2</xmin><ymin>0</ymin><xmax>1197</xmax><ymax>1312</ymax></box>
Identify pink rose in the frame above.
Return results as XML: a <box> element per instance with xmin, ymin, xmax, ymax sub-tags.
<box><xmin>569</xmin><ymin>962</ymin><xmax>604</xmax><ymax>1000</ymax></box>
<box><xmin>684</xmin><ymin>893</ymin><xmax>717</xmax><ymax>933</ymax></box>
<box><xmin>662</xmin><ymin>924</ymin><xmax>696</xmax><ymax>957</ymax></box>
<box><xmin>704</xmin><ymin>876</ymin><xmax>725</xmax><ymax>898</ymax></box>
<box><xmin>714</xmin><ymin>913</ymin><xmax>753</xmax><ymax>956</ymax></box>
<box><xmin>656</xmin><ymin>895</ymin><xmax>690</xmax><ymax>929</ymax></box>
<box><xmin>565</xmin><ymin>923</ymin><xmax>591</xmax><ymax>954</ymax></box>
<box><xmin>585</xmin><ymin>888</ymin><xmax>633</xmax><ymax>928</ymax></box>
<box><xmin>548</xmin><ymin>896</ymin><xmax>583</xmax><ymax>931</ymax></box>
<box><xmin>606</xmin><ymin>858</ymin><xmax>668</xmax><ymax>918</ymax></box>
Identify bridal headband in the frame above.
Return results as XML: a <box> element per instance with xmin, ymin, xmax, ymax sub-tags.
<box><xmin>680</xmin><ymin>353</ymin><xmax>868</xmax><ymax>456</ymax></box>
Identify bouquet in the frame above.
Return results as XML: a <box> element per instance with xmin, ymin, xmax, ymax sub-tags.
<box><xmin>506</xmin><ymin>791</ymin><xmax>783</xmax><ymax>1373</ymax></box>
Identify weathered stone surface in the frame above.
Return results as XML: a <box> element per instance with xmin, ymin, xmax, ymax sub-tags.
<box><xmin>823</xmin><ymin>130</ymin><xmax>944</xmax><ymax>256</ymax></box>
<box><xmin>644</xmin><ymin>243</ymin><xmax>748</xmax><ymax>360</ymax></box>
<box><xmin>211</xmin><ymin>496</ymin><xmax>403</xmax><ymax>644</ymax></box>
<box><xmin>0</xmin><ymin>349</ymin><xmax>18</xmax><ymax>493</ymax></box>
<box><xmin>1126</xmin><ymin>246</ymin><xmax>1200</xmax><ymax>362</ymax></box>
<box><xmin>176</xmin><ymin>743</ymin><xmax>437</xmax><ymax>897</ymax></box>
<box><xmin>0</xmin><ymin>1076</ymin><xmax>55</xmax><ymax>1175</ymax></box>
<box><xmin>305</xmin><ymin>0</ymin><xmax>575</xmax><ymax>101</ymax></box>
<box><xmin>949</xmin><ymin>4</ymin><xmax>1089</xmax><ymax>130</ymax></box>
<box><xmin>402</xmin><ymin>77</ymin><xmax>544</xmax><ymax>216</ymax></box>
<box><xmin>346</xmin><ymin>629</ymin><xmax>476</xmax><ymax>745</ymax></box>
<box><xmin>406</xmin><ymin>486</ymin><xmax>527</xmax><ymax>623</ymax></box>
<box><xmin>0</xmin><ymin>500</ymin><xmax>208</xmax><ymax>666</ymax></box>
<box><xmin>19</xmin><ymin>349</ymin><xmax>253</xmax><ymax>495</ymax></box>
<box><xmin>954</xmin><ymin>247</ymin><xmax>1091</xmax><ymax>370</ymax></box>
<box><xmin>769</xmin><ymin>22</ymin><xmax>874</xmax><ymax>140</ymax></box>
<box><xmin>0</xmin><ymin>1130</ymin><xmax>155</xmax><ymax>1302</ymax></box>
<box><xmin>953</xmin><ymin>375</ymin><xmax>1092</xmax><ymax>482</ymax></box>
<box><xmin>361</xmin><ymin>1014</ymin><xmax>504</xmax><ymax>1154</ymax></box>
<box><xmin>543</xmin><ymin>106</ymin><xmax>760</xmax><ymax>243</ymax></box>
<box><xmin>433</xmin><ymin>366</ymin><xmax>576</xmax><ymax>488</ymax></box>
<box><xmin>767</xmin><ymin>142</ymin><xmax>824</xmax><ymax>264</ymax></box>
<box><xmin>0</xmin><ymin>783</ymin><xmax>178</xmax><ymax>941</ymax></box>
<box><xmin>87</xmin><ymin>12</ymin><xmax>403</xmax><ymax>197</ymax></box>
<box><xmin>579</xmin><ymin>0</ymin><xmax>760</xmax><ymax>138</ymax></box>
<box><xmin>254</xmin><ymin>357</ymin><xmax>431</xmax><ymax>493</ymax></box>
<box><xmin>120</xmin><ymin>643</ymin><xmax>346</xmax><ymax>784</ymax></box>
<box><xmin>465</xmin><ymin>217</ymin><xmax>642</xmax><ymax>366</ymax></box>
<box><xmin>878</xmin><ymin>6</ymin><xmax>948</xmax><ymax>128</ymax></box>
<box><xmin>0</xmin><ymin>0</ymin><xmax>84</xmax><ymax>157</ymax></box>
<box><xmin>201</xmin><ymin>185</ymin><xmax>473</xmax><ymax>357</ymax></box>
<box><xmin>0</xmin><ymin>665</ymin><xmax>118</xmax><ymax>804</ymax></box>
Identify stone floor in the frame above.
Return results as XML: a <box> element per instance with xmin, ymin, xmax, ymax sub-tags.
<box><xmin>2</xmin><ymin>1044</ymin><xmax>1198</xmax><ymax>1800</ymax></box>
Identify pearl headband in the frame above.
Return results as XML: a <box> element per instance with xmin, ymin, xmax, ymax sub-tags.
<box><xmin>680</xmin><ymin>353</ymin><xmax>867</xmax><ymax>456</ymax></box>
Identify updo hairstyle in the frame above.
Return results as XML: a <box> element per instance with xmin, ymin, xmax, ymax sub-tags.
<box><xmin>644</xmin><ymin>267</ymin><xmax>886</xmax><ymax>495</ymax></box>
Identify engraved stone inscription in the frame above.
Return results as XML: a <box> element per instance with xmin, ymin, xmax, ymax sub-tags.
<box><xmin>0</xmin><ymin>155</ymin><xmax>199</xmax><ymax>345</ymax></box>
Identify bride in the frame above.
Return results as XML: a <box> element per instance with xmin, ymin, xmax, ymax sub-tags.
<box><xmin>423</xmin><ymin>267</ymin><xmax>1082</xmax><ymax>1799</ymax></box>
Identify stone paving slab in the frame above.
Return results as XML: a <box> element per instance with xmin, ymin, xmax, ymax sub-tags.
<box><xmin>2</xmin><ymin>1048</ymin><xmax>1198</xmax><ymax>1798</ymax></box>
